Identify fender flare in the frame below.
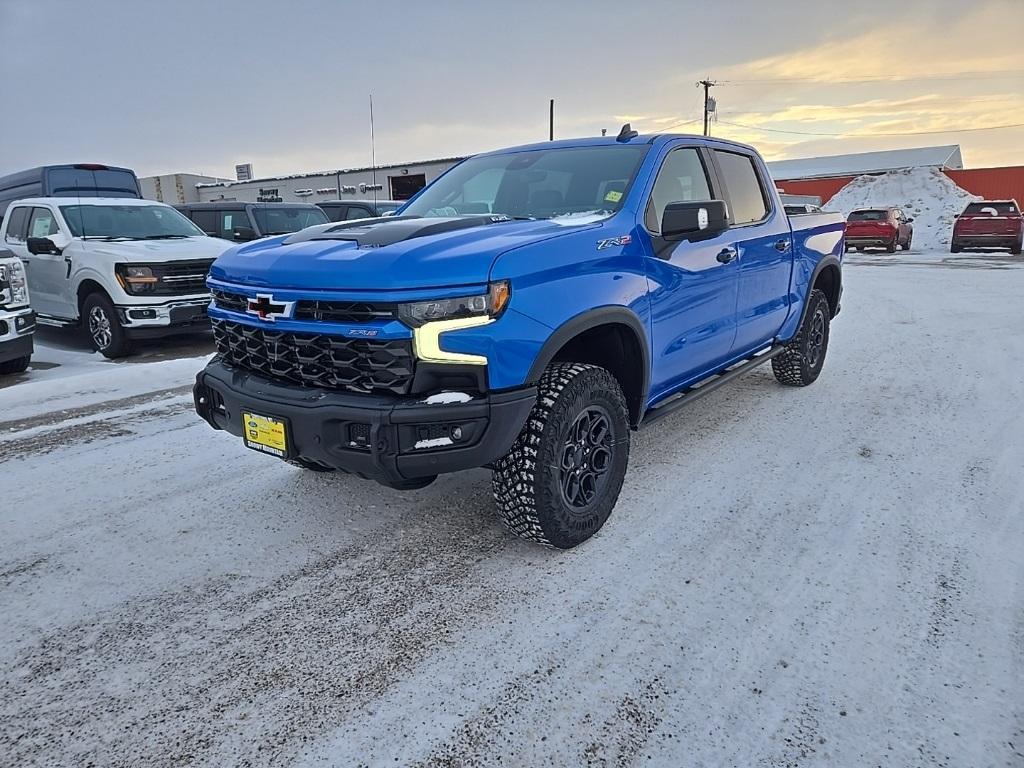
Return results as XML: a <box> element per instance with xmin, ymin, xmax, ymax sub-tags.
<box><xmin>798</xmin><ymin>254</ymin><xmax>842</xmax><ymax>327</ymax></box>
<box><xmin>526</xmin><ymin>305</ymin><xmax>651</xmax><ymax>420</ymax></box>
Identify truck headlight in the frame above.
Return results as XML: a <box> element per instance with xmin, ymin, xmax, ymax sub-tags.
<box><xmin>398</xmin><ymin>281</ymin><xmax>509</xmax><ymax>327</ymax></box>
<box><xmin>401</xmin><ymin>281</ymin><xmax>510</xmax><ymax>365</ymax></box>
<box><xmin>115</xmin><ymin>264</ymin><xmax>158</xmax><ymax>294</ymax></box>
<box><xmin>6</xmin><ymin>260</ymin><xmax>29</xmax><ymax>306</ymax></box>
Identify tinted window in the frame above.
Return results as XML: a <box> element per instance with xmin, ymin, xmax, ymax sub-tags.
<box><xmin>345</xmin><ymin>205</ymin><xmax>373</xmax><ymax>220</ymax></box>
<box><xmin>219</xmin><ymin>209</ymin><xmax>250</xmax><ymax>238</ymax></box>
<box><xmin>963</xmin><ymin>201</ymin><xmax>1020</xmax><ymax>215</ymax></box>
<box><xmin>252</xmin><ymin>206</ymin><xmax>328</xmax><ymax>235</ymax></box>
<box><xmin>401</xmin><ymin>145</ymin><xmax>648</xmax><ymax>220</ymax></box>
<box><xmin>646</xmin><ymin>148</ymin><xmax>712</xmax><ymax>233</ymax></box>
<box><xmin>320</xmin><ymin>204</ymin><xmax>344</xmax><ymax>222</ymax></box>
<box><xmin>46</xmin><ymin>168</ymin><xmax>139</xmax><ymax>198</ymax></box>
<box><xmin>714</xmin><ymin>150</ymin><xmax>769</xmax><ymax>225</ymax></box>
<box><xmin>28</xmin><ymin>207</ymin><xmax>60</xmax><ymax>238</ymax></box>
<box><xmin>4</xmin><ymin>206</ymin><xmax>30</xmax><ymax>243</ymax></box>
<box><xmin>848</xmin><ymin>210</ymin><xmax>889</xmax><ymax>221</ymax></box>
<box><xmin>190</xmin><ymin>210</ymin><xmax>218</xmax><ymax>235</ymax></box>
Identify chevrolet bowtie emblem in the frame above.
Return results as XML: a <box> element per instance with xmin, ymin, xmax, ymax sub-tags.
<box><xmin>246</xmin><ymin>293</ymin><xmax>295</xmax><ymax>322</ymax></box>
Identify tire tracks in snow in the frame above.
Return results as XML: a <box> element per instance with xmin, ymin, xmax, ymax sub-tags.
<box><xmin>0</xmin><ymin>488</ymin><xmax>526</xmax><ymax>767</ymax></box>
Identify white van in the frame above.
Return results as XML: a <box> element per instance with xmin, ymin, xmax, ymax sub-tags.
<box><xmin>0</xmin><ymin>198</ymin><xmax>228</xmax><ymax>357</ymax></box>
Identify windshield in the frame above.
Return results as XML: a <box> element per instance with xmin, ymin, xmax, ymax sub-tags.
<box><xmin>848</xmin><ymin>210</ymin><xmax>888</xmax><ymax>221</ymax></box>
<box><xmin>60</xmin><ymin>204</ymin><xmax>205</xmax><ymax>239</ymax></box>
<box><xmin>400</xmin><ymin>145</ymin><xmax>648</xmax><ymax>220</ymax></box>
<box><xmin>253</xmin><ymin>206</ymin><xmax>328</xmax><ymax>235</ymax></box>
<box><xmin>963</xmin><ymin>201</ymin><xmax>1019</xmax><ymax>215</ymax></box>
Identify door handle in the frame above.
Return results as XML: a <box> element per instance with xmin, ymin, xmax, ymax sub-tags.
<box><xmin>716</xmin><ymin>247</ymin><xmax>738</xmax><ymax>264</ymax></box>
<box><xmin>774</xmin><ymin>239</ymin><xmax>791</xmax><ymax>252</ymax></box>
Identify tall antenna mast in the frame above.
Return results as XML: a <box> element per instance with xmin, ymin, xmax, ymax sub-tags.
<box><xmin>369</xmin><ymin>94</ymin><xmax>377</xmax><ymax>205</ymax></box>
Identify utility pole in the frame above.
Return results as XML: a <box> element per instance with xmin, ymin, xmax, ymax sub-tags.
<box><xmin>697</xmin><ymin>79</ymin><xmax>716</xmax><ymax>136</ymax></box>
<box><xmin>549</xmin><ymin>99</ymin><xmax>554</xmax><ymax>141</ymax></box>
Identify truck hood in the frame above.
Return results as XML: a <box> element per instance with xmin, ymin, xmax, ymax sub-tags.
<box><xmin>79</xmin><ymin>236</ymin><xmax>230</xmax><ymax>263</ymax></box>
<box><xmin>209</xmin><ymin>214</ymin><xmax>606</xmax><ymax>290</ymax></box>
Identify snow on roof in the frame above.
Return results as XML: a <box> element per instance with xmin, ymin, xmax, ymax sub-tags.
<box><xmin>767</xmin><ymin>145</ymin><xmax>963</xmax><ymax>181</ymax></box>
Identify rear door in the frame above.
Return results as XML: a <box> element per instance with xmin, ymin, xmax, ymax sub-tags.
<box><xmin>641</xmin><ymin>144</ymin><xmax>740</xmax><ymax>399</ymax></box>
<box><xmin>711</xmin><ymin>149</ymin><xmax>792</xmax><ymax>353</ymax></box>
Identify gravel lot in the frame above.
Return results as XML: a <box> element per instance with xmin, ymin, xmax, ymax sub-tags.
<box><xmin>1</xmin><ymin>252</ymin><xmax>1022</xmax><ymax>767</ymax></box>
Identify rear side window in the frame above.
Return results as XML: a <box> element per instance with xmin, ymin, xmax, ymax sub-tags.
<box><xmin>4</xmin><ymin>207</ymin><xmax>29</xmax><ymax>243</ymax></box>
<box><xmin>646</xmin><ymin>147</ymin><xmax>713</xmax><ymax>233</ymax></box>
<box><xmin>219</xmin><ymin>210</ymin><xmax>249</xmax><ymax>238</ymax></box>
<box><xmin>713</xmin><ymin>150</ymin><xmax>769</xmax><ymax>225</ymax></box>
<box><xmin>345</xmin><ymin>206</ymin><xmax>372</xmax><ymax>220</ymax></box>
<box><xmin>190</xmin><ymin>210</ymin><xmax>218</xmax><ymax>235</ymax></box>
<box><xmin>321</xmin><ymin>205</ymin><xmax>344</xmax><ymax>222</ymax></box>
<box><xmin>963</xmin><ymin>201</ymin><xmax>1019</xmax><ymax>215</ymax></box>
<box><xmin>29</xmin><ymin>207</ymin><xmax>60</xmax><ymax>237</ymax></box>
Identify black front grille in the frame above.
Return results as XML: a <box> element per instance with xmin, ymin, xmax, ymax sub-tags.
<box><xmin>151</xmin><ymin>259</ymin><xmax>215</xmax><ymax>295</ymax></box>
<box><xmin>211</xmin><ymin>289</ymin><xmax>248</xmax><ymax>312</ymax></box>
<box><xmin>295</xmin><ymin>299</ymin><xmax>396</xmax><ymax>323</ymax></box>
<box><xmin>211</xmin><ymin>318</ymin><xmax>414</xmax><ymax>394</ymax></box>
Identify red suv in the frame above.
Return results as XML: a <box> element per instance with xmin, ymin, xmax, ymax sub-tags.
<box><xmin>845</xmin><ymin>208</ymin><xmax>914</xmax><ymax>253</ymax></box>
<box><xmin>951</xmin><ymin>200</ymin><xmax>1022</xmax><ymax>255</ymax></box>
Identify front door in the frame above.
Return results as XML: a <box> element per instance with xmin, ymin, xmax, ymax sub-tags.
<box><xmin>24</xmin><ymin>207</ymin><xmax>73</xmax><ymax>317</ymax></box>
<box><xmin>640</xmin><ymin>146</ymin><xmax>740</xmax><ymax>402</ymax></box>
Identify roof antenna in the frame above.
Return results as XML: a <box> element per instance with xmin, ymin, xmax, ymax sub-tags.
<box><xmin>369</xmin><ymin>93</ymin><xmax>377</xmax><ymax>206</ymax></box>
<box><xmin>616</xmin><ymin>123</ymin><xmax>638</xmax><ymax>142</ymax></box>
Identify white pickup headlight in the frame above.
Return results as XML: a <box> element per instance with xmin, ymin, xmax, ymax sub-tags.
<box><xmin>5</xmin><ymin>260</ymin><xmax>29</xmax><ymax>306</ymax></box>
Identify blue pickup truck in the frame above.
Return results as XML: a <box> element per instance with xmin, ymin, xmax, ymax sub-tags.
<box><xmin>194</xmin><ymin>129</ymin><xmax>844</xmax><ymax>548</ymax></box>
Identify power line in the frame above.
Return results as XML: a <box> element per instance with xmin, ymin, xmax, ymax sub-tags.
<box><xmin>716</xmin><ymin>118</ymin><xmax>1024</xmax><ymax>137</ymax></box>
<box><xmin>720</xmin><ymin>70</ymin><xmax>1024</xmax><ymax>85</ymax></box>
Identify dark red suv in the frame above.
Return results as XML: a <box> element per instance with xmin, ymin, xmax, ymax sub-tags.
<box><xmin>845</xmin><ymin>208</ymin><xmax>914</xmax><ymax>253</ymax></box>
<box><xmin>951</xmin><ymin>200</ymin><xmax>1022</xmax><ymax>255</ymax></box>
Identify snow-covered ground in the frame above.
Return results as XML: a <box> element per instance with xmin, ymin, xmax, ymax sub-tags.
<box><xmin>826</xmin><ymin>167</ymin><xmax>980</xmax><ymax>251</ymax></box>
<box><xmin>1</xmin><ymin>251</ymin><xmax>1022</xmax><ymax>766</ymax></box>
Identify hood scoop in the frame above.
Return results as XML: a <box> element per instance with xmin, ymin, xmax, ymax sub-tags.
<box><xmin>284</xmin><ymin>214</ymin><xmax>512</xmax><ymax>249</ymax></box>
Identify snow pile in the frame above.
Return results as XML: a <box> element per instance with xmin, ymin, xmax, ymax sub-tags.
<box><xmin>826</xmin><ymin>167</ymin><xmax>980</xmax><ymax>251</ymax></box>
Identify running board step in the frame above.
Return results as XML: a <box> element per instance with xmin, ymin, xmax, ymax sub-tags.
<box><xmin>35</xmin><ymin>315</ymin><xmax>76</xmax><ymax>328</ymax></box>
<box><xmin>641</xmin><ymin>346</ymin><xmax>785</xmax><ymax>427</ymax></box>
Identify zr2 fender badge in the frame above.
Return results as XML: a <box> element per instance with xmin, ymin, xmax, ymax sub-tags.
<box><xmin>596</xmin><ymin>234</ymin><xmax>632</xmax><ymax>250</ymax></box>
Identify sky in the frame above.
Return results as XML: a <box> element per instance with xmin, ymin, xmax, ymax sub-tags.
<box><xmin>1</xmin><ymin>0</ymin><xmax>1022</xmax><ymax>180</ymax></box>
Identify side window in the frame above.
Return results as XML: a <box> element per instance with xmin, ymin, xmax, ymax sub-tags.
<box><xmin>28</xmin><ymin>207</ymin><xmax>60</xmax><ymax>238</ymax></box>
<box><xmin>323</xmin><ymin>205</ymin><xmax>344</xmax><ymax>222</ymax></box>
<box><xmin>4</xmin><ymin>207</ymin><xmax>30</xmax><ymax>243</ymax></box>
<box><xmin>345</xmin><ymin>205</ymin><xmax>371</xmax><ymax>220</ymax></box>
<box><xmin>645</xmin><ymin>147</ymin><xmax>713</xmax><ymax>233</ymax></box>
<box><xmin>190</xmin><ymin>210</ymin><xmax>218</xmax><ymax>235</ymax></box>
<box><xmin>219</xmin><ymin>209</ymin><xmax>247</xmax><ymax>238</ymax></box>
<box><xmin>713</xmin><ymin>150</ymin><xmax>770</xmax><ymax>225</ymax></box>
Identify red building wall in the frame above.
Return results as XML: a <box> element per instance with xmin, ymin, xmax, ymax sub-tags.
<box><xmin>775</xmin><ymin>166</ymin><xmax>1024</xmax><ymax>207</ymax></box>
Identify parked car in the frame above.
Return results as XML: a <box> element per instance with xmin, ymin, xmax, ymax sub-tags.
<box><xmin>175</xmin><ymin>202</ymin><xmax>328</xmax><ymax>242</ymax></box>
<box><xmin>845</xmin><ymin>208</ymin><xmax>913</xmax><ymax>252</ymax></box>
<box><xmin>951</xmin><ymin>200</ymin><xmax>1022</xmax><ymax>254</ymax></box>
<box><xmin>0</xmin><ymin>198</ymin><xmax>228</xmax><ymax>358</ymax></box>
<box><xmin>0</xmin><ymin>248</ymin><xmax>35</xmax><ymax>374</ymax></box>
<box><xmin>0</xmin><ymin>164</ymin><xmax>140</xmax><ymax>221</ymax></box>
<box><xmin>192</xmin><ymin>131</ymin><xmax>844</xmax><ymax>549</ymax></box>
<box><xmin>317</xmin><ymin>200</ymin><xmax>403</xmax><ymax>222</ymax></box>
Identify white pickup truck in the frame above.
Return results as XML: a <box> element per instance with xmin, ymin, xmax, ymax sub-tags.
<box><xmin>0</xmin><ymin>249</ymin><xmax>35</xmax><ymax>374</ymax></box>
<box><xmin>0</xmin><ymin>198</ymin><xmax>228</xmax><ymax>357</ymax></box>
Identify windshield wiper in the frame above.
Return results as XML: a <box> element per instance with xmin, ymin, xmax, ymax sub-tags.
<box><xmin>83</xmin><ymin>235</ymin><xmax>138</xmax><ymax>241</ymax></box>
<box><xmin>140</xmin><ymin>234</ymin><xmax>189</xmax><ymax>239</ymax></box>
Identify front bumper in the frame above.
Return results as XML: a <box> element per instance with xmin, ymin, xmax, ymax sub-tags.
<box><xmin>193</xmin><ymin>358</ymin><xmax>537</xmax><ymax>486</ymax></box>
<box><xmin>116</xmin><ymin>297</ymin><xmax>211</xmax><ymax>338</ymax></box>
<box><xmin>0</xmin><ymin>307</ymin><xmax>35</xmax><ymax>363</ymax></box>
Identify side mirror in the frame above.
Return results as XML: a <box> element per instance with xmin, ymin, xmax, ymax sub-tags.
<box><xmin>27</xmin><ymin>237</ymin><xmax>61</xmax><ymax>255</ymax></box>
<box><xmin>953</xmin><ymin>213</ymin><xmax>960</xmax><ymax>218</ymax></box>
<box><xmin>232</xmin><ymin>226</ymin><xmax>256</xmax><ymax>241</ymax></box>
<box><xmin>661</xmin><ymin>200</ymin><xmax>729</xmax><ymax>241</ymax></box>
<box><xmin>905</xmin><ymin>217</ymin><xmax>914</xmax><ymax>223</ymax></box>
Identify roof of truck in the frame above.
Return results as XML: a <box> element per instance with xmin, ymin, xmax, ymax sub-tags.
<box><xmin>8</xmin><ymin>197</ymin><xmax>169</xmax><ymax>207</ymax></box>
<box><xmin>475</xmin><ymin>133</ymin><xmax>759</xmax><ymax>157</ymax></box>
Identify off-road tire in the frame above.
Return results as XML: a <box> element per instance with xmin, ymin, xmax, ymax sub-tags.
<box><xmin>772</xmin><ymin>288</ymin><xmax>830</xmax><ymax>387</ymax></box>
<box><xmin>288</xmin><ymin>457</ymin><xmax>335</xmax><ymax>472</ymax></box>
<box><xmin>0</xmin><ymin>354</ymin><xmax>30</xmax><ymax>375</ymax></box>
<box><xmin>492</xmin><ymin>362</ymin><xmax>630</xmax><ymax>549</ymax></box>
<box><xmin>82</xmin><ymin>292</ymin><xmax>133</xmax><ymax>359</ymax></box>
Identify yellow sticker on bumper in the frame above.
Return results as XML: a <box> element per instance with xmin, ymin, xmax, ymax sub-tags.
<box><xmin>242</xmin><ymin>412</ymin><xmax>288</xmax><ymax>457</ymax></box>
